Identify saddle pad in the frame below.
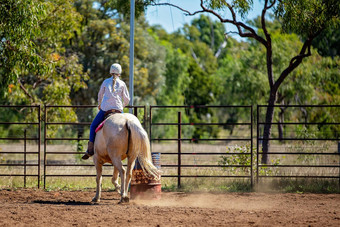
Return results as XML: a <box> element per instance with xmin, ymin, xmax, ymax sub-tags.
<box><xmin>95</xmin><ymin>120</ymin><xmax>106</xmax><ymax>133</ymax></box>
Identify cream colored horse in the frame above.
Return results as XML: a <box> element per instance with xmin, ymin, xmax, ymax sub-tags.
<box><xmin>92</xmin><ymin>113</ymin><xmax>160</xmax><ymax>203</ymax></box>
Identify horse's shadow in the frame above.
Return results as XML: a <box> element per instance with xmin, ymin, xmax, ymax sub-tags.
<box><xmin>33</xmin><ymin>197</ymin><xmax>120</xmax><ymax>206</ymax></box>
<box><xmin>33</xmin><ymin>200</ymin><xmax>97</xmax><ymax>206</ymax></box>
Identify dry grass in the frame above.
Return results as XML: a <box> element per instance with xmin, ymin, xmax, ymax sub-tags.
<box><xmin>0</xmin><ymin>141</ymin><xmax>339</xmax><ymax>192</ymax></box>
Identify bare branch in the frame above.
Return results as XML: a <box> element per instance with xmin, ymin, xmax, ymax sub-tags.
<box><xmin>262</xmin><ymin>0</ymin><xmax>269</xmax><ymax>36</ymax></box>
<box><xmin>262</xmin><ymin>0</ymin><xmax>274</xmax><ymax>87</ymax></box>
<box><xmin>261</xmin><ymin>0</ymin><xmax>276</xmax><ymax>42</ymax></box>
<box><xmin>18</xmin><ymin>79</ymin><xmax>35</xmax><ymax>102</ymax></box>
<box><xmin>215</xmin><ymin>41</ymin><xmax>227</xmax><ymax>58</ymax></box>
<box><xmin>198</xmin><ymin>1</ymin><xmax>267</xmax><ymax>45</ymax></box>
<box><xmin>226</xmin><ymin>31</ymin><xmax>240</xmax><ymax>36</ymax></box>
<box><xmin>33</xmin><ymin>78</ymin><xmax>43</xmax><ymax>89</ymax></box>
<box><xmin>152</xmin><ymin>0</ymin><xmax>268</xmax><ymax>45</ymax></box>
<box><xmin>289</xmin><ymin>45</ymin><xmax>311</xmax><ymax>66</ymax></box>
<box><xmin>275</xmin><ymin>37</ymin><xmax>313</xmax><ymax>90</ymax></box>
<box><xmin>150</xmin><ymin>2</ymin><xmax>204</xmax><ymax>16</ymax></box>
<box><xmin>266</xmin><ymin>0</ymin><xmax>276</xmax><ymax>10</ymax></box>
<box><xmin>191</xmin><ymin>48</ymin><xmax>204</xmax><ymax>70</ymax></box>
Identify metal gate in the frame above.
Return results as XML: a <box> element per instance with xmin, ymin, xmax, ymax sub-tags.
<box><xmin>149</xmin><ymin>105</ymin><xmax>254</xmax><ymax>188</ymax></box>
<box><xmin>256</xmin><ymin>105</ymin><xmax>340</xmax><ymax>184</ymax></box>
<box><xmin>0</xmin><ymin>105</ymin><xmax>41</xmax><ymax>188</ymax></box>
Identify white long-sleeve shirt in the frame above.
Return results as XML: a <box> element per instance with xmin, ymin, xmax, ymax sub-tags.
<box><xmin>97</xmin><ymin>76</ymin><xmax>130</xmax><ymax>112</ymax></box>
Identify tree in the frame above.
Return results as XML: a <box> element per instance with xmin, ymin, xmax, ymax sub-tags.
<box><xmin>150</xmin><ymin>27</ymin><xmax>193</xmax><ymax>139</ymax></box>
<box><xmin>0</xmin><ymin>0</ymin><xmax>42</xmax><ymax>97</ymax></box>
<box><xmin>148</xmin><ymin>16</ymin><xmax>224</xmax><ymax>140</ymax></box>
<box><xmin>312</xmin><ymin>26</ymin><xmax>340</xmax><ymax>58</ymax></box>
<box><xmin>0</xmin><ymin>0</ymin><xmax>88</xmax><ymax>139</ymax></box>
<box><xmin>185</xmin><ymin>14</ymin><xmax>227</xmax><ymax>56</ymax></box>
<box><xmin>1</xmin><ymin>0</ymin><xmax>87</xmax><ymax>106</ymax></box>
<box><xmin>150</xmin><ymin>0</ymin><xmax>340</xmax><ymax>163</ymax></box>
<box><xmin>70</xmin><ymin>1</ymin><xmax>167</xmax><ymax>108</ymax></box>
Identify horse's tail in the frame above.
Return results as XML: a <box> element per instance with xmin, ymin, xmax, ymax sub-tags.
<box><xmin>126</xmin><ymin>117</ymin><xmax>160</xmax><ymax>180</ymax></box>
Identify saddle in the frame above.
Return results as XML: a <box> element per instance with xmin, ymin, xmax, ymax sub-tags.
<box><xmin>95</xmin><ymin>110</ymin><xmax>121</xmax><ymax>133</ymax></box>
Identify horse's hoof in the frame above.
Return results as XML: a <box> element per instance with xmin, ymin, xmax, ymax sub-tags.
<box><xmin>119</xmin><ymin>197</ymin><xmax>129</xmax><ymax>204</ymax></box>
<box><xmin>92</xmin><ymin>197</ymin><xmax>100</xmax><ymax>203</ymax></box>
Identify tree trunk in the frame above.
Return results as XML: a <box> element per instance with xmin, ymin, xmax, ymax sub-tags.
<box><xmin>261</xmin><ymin>90</ymin><xmax>277</xmax><ymax>164</ymax></box>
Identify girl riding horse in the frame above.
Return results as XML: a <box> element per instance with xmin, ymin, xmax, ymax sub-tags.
<box><xmin>82</xmin><ymin>63</ymin><xmax>130</xmax><ymax>160</ymax></box>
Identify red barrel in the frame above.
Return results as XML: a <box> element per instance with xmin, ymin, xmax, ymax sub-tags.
<box><xmin>130</xmin><ymin>152</ymin><xmax>161</xmax><ymax>200</ymax></box>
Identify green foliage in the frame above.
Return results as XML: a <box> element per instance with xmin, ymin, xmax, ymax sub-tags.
<box><xmin>219</xmin><ymin>145</ymin><xmax>252</xmax><ymax>174</ymax></box>
<box><xmin>1</xmin><ymin>0</ymin><xmax>339</xmax><ymax>142</ymax></box>
<box><xmin>70</xmin><ymin>2</ymin><xmax>166</xmax><ymax>107</ymax></box>
<box><xmin>219</xmin><ymin>144</ymin><xmax>283</xmax><ymax>176</ymax></box>
<box><xmin>276</xmin><ymin>0</ymin><xmax>340</xmax><ymax>38</ymax></box>
<box><xmin>179</xmin><ymin>0</ymin><xmax>339</xmax><ymax>163</ymax></box>
<box><xmin>133</xmin><ymin>17</ymin><xmax>167</xmax><ymax>103</ymax></box>
<box><xmin>312</xmin><ymin>26</ymin><xmax>340</xmax><ymax>58</ymax></box>
<box><xmin>207</xmin><ymin>0</ymin><xmax>253</xmax><ymax>19</ymax></box>
<box><xmin>98</xmin><ymin>0</ymin><xmax>152</xmax><ymax>19</ymax></box>
<box><xmin>0</xmin><ymin>0</ymin><xmax>42</xmax><ymax>96</ymax></box>
<box><xmin>216</xmin><ymin>17</ymin><xmax>339</xmax><ymax>137</ymax></box>
<box><xmin>149</xmin><ymin>15</ymin><xmax>224</xmax><ymax>140</ymax></box>
<box><xmin>1</xmin><ymin>0</ymin><xmax>88</xmax><ymax>128</ymax></box>
<box><xmin>216</xmin><ymin>40</ymin><xmax>268</xmax><ymax>106</ymax></box>
<box><xmin>185</xmin><ymin>15</ymin><xmax>226</xmax><ymax>54</ymax></box>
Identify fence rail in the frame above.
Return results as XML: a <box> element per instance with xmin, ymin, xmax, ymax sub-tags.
<box><xmin>0</xmin><ymin>104</ymin><xmax>339</xmax><ymax>189</ymax></box>
<box><xmin>149</xmin><ymin>105</ymin><xmax>253</xmax><ymax>188</ymax></box>
<box><xmin>0</xmin><ymin>105</ymin><xmax>41</xmax><ymax>188</ymax></box>
<box><xmin>256</xmin><ymin>105</ymin><xmax>340</xmax><ymax>184</ymax></box>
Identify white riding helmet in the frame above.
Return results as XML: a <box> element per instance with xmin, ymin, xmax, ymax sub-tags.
<box><xmin>110</xmin><ymin>63</ymin><xmax>122</xmax><ymax>75</ymax></box>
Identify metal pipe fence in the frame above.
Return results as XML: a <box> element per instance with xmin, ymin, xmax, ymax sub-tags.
<box><xmin>256</xmin><ymin>105</ymin><xmax>340</xmax><ymax>183</ymax></box>
<box><xmin>0</xmin><ymin>105</ymin><xmax>41</xmax><ymax>188</ymax></box>
<box><xmin>0</xmin><ymin>104</ymin><xmax>339</xmax><ymax>189</ymax></box>
<box><xmin>149</xmin><ymin>105</ymin><xmax>253</xmax><ymax>188</ymax></box>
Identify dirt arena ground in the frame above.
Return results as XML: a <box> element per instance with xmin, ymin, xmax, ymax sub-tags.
<box><xmin>0</xmin><ymin>189</ymin><xmax>339</xmax><ymax>226</ymax></box>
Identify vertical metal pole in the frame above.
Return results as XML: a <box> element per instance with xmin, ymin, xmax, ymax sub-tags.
<box><xmin>129</xmin><ymin>0</ymin><xmax>135</xmax><ymax>114</ymax></box>
<box><xmin>38</xmin><ymin>105</ymin><xmax>41</xmax><ymax>189</ymax></box>
<box><xmin>44</xmin><ymin>105</ymin><xmax>47</xmax><ymax>189</ymax></box>
<box><xmin>24</xmin><ymin>129</ymin><xmax>27</xmax><ymax>188</ymax></box>
<box><xmin>178</xmin><ymin>112</ymin><xmax>181</xmax><ymax>188</ymax></box>
<box><xmin>338</xmin><ymin>142</ymin><xmax>340</xmax><ymax>188</ymax></box>
<box><xmin>149</xmin><ymin>106</ymin><xmax>152</xmax><ymax>153</ymax></box>
<box><xmin>256</xmin><ymin>105</ymin><xmax>259</xmax><ymax>184</ymax></box>
<box><xmin>250</xmin><ymin>105</ymin><xmax>253</xmax><ymax>188</ymax></box>
<box><xmin>134</xmin><ymin>107</ymin><xmax>138</xmax><ymax>118</ymax></box>
<box><xmin>144</xmin><ymin>105</ymin><xmax>146</xmax><ymax>132</ymax></box>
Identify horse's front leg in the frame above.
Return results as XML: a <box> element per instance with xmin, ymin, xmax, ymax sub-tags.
<box><xmin>92</xmin><ymin>159</ymin><xmax>103</xmax><ymax>203</ymax></box>
<box><xmin>112</xmin><ymin>166</ymin><xmax>121</xmax><ymax>194</ymax></box>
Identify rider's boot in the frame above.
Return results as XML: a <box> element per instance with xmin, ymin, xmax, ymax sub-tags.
<box><xmin>82</xmin><ymin>141</ymin><xmax>94</xmax><ymax>160</ymax></box>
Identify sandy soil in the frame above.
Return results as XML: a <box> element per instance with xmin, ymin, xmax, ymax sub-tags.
<box><xmin>0</xmin><ymin>189</ymin><xmax>339</xmax><ymax>226</ymax></box>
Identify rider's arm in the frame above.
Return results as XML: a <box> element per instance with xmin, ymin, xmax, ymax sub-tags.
<box><xmin>122</xmin><ymin>83</ymin><xmax>130</xmax><ymax>107</ymax></box>
<box><xmin>97</xmin><ymin>81</ymin><xmax>106</xmax><ymax>108</ymax></box>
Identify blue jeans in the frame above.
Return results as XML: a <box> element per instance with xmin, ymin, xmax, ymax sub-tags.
<box><xmin>89</xmin><ymin>109</ymin><xmax>106</xmax><ymax>143</ymax></box>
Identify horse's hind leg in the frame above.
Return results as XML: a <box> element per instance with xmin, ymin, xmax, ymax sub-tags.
<box><xmin>112</xmin><ymin>167</ymin><xmax>121</xmax><ymax>194</ymax></box>
<box><xmin>123</xmin><ymin>158</ymin><xmax>136</xmax><ymax>202</ymax></box>
<box><xmin>92</xmin><ymin>160</ymin><xmax>103</xmax><ymax>203</ymax></box>
<box><xmin>111</xmin><ymin>157</ymin><xmax>127</xmax><ymax>203</ymax></box>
